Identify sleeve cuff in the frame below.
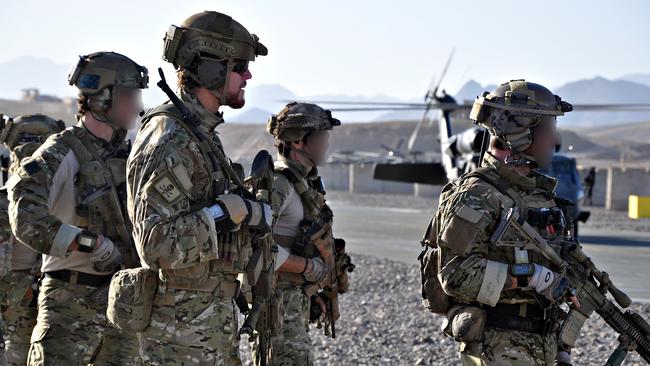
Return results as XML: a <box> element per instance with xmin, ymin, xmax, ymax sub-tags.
<box><xmin>476</xmin><ymin>260</ymin><xmax>509</xmax><ymax>306</ymax></box>
<box><xmin>274</xmin><ymin>245</ymin><xmax>290</xmax><ymax>271</ymax></box>
<box><xmin>51</xmin><ymin>224</ymin><xmax>82</xmax><ymax>257</ymax></box>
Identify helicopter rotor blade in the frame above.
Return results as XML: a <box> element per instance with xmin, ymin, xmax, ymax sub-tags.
<box><xmin>432</xmin><ymin>48</ymin><xmax>455</xmax><ymax>97</ymax></box>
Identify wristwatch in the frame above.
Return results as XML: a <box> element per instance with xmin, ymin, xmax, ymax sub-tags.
<box><xmin>511</xmin><ymin>263</ymin><xmax>535</xmax><ymax>287</ymax></box>
<box><xmin>76</xmin><ymin>230</ymin><xmax>98</xmax><ymax>253</ymax></box>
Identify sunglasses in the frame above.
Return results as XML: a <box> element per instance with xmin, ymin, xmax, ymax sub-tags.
<box><xmin>232</xmin><ymin>59</ymin><xmax>249</xmax><ymax>75</ymax></box>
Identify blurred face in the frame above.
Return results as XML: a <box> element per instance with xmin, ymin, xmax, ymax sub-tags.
<box><xmin>224</xmin><ymin>61</ymin><xmax>252</xmax><ymax>109</ymax></box>
<box><xmin>527</xmin><ymin>116</ymin><xmax>560</xmax><ymax>168</ymax></box>
<box><xmin>303</xmin><ymin>130</ymin><xmax>331</xmax><ymax>166</ymax></box>
<box><xmin>108</xmin><ymin>87</ymin><xmax>143</xmax><ymax>130</ymax></box>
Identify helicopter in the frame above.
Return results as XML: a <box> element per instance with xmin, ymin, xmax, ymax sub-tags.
<box><xmin>295</xmin><ymin>50</ymin><xmax>650</xmax><ymax>234</ymax></box>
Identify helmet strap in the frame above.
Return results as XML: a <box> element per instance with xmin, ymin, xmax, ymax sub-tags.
<box><xmin>292</xmin><ymin>145</ymin><xmax>318</xmax><ymax>168</ymax></box>
<box><xmin>207</xmin><ymin>59</ymin><xmax>235</xmax><ymax>106</ymax></box>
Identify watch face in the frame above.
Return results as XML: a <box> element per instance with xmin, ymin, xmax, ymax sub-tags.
<box><xmin>79</xmin><ymin>236</ymin><xmax>94</xmax><ymax>248</ymax></box>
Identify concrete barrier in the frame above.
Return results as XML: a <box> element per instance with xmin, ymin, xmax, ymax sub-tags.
<box><xmin>578</xmin><ymin>166</ymin><xmax>607</xmax><ymax>207</ymax></box>
<box><xmin>606</xmin><ymin>166</ymin><xmax>650</xmax><ymax>211</ymax></box>
<box><xmin>319</xmin><ymin>162</ymin><xmax>650</xmax><ymax>211</ymax></box>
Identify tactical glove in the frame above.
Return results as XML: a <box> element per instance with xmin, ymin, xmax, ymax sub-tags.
<box><xmin>90</xmin><ymin>236</ymin><xmax>122</xmax><ymax>273</ymax></box>
<box><xmin>528</xmin><ymin>264</ymin><xmax>569</xmax><ymax>303</ymax></box>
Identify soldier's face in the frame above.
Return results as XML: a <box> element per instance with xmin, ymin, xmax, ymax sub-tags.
<box><xmin>224</xmin><ymin>69</ymin><xmax>252</xmax><ymax>109</ymax></box>
<box><xmin>108</xmin><ymin>87</ymin><xmax>143</xmax><ymax>130</ymax></box>
<box><xmin>305</xmin><ymin>131</ymin><xmax>331</xmax><ymax>166</ymax></box>
<box><xmin>529</xmin><ymin>117</ymin><xmax>560</xmax><ymax>168</ymax></box>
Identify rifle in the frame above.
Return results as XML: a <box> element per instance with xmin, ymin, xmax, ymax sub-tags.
<box><xmin>316</xmin><ymin>237</ymin><xmax>355</xmax><ymax>338</ymax></box>
<box><xmin>238</xmin><ymin>150</ymin><xmax>278</xmax><ymax>366</ymax></box>
<box><xmin>156</xmin><ymin>68</ymin><xmax>246</xmax><ymax>195</ymax></box>
<box><xmin>491</xmin><ymin>207</ymin><xmax>649</xmax><ymax>365</ymax></box>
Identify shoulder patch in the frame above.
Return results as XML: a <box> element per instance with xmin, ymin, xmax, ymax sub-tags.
<box><xmin>168</xmin><ymin>159</ymin><xmax>193</xmax><ymax>192</ymax></box>
<box><xmin>455</xmin><ymin>204</ymin><xmax>483</xmax><ymax>224</ymax></box>
<box><xmin>21</xmin><ymin>158</ymin><xmax>41</xmax><ymax>176</ymax></box>
<box><xmin>152</xmin><ymin>172</ymin><xmax>184</xmax><ymax>204</ymax></box>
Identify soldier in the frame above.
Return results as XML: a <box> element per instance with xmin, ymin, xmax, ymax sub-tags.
<box><xmin>420</xmin><ymin>80</ymin><xmax>581</xmax><ymax>365</ymax></box>
<box><xmin>7</xmin><ymin>51</ymin><xmax>147</xmax><ymax>365</ymax></box>
<box><xmin>0</xmin><ymin>114</ymin><xmax>65</xmax><ymax>366</ymax></box>
<box><xmin>260</xmin><ymin>102</ymin><xmax>354</xmax><ymax>365</ymax></box>
<box><xmin>127</xmin><ymin>11</ymin><xmax>327</xmax><ymax>365</ymax></box>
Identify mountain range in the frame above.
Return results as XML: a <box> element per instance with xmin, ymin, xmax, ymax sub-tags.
<box><xmin>1</xmin><ymin>56</ymin><xmax>649</xmax><ymax>127</ymax></box>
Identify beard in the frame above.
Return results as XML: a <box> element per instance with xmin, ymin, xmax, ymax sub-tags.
<box><xmin>226</xmin><ymin>89</ymin><xmax>246</xmax><ymax>109</ymax></box>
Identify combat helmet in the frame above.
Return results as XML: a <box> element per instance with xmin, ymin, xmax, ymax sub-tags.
<box><xmin>68</xmin><ymin>51</ymin><xmax>149</xmax><ymax>129</ymax></box>
<box><xmin>469</xmin><ymin>79</ymin><xmax>572</xmax><ymax>165</ymax></box>
<box><xmin>0</xmin><ymin>113</ymin><xmax>65</xmax><ymax>152</ymax></box>
<box><xmin>267</xmin><ymin>102</ymin><xmax>341</xmax><ymax>142</ymax></box>
<box><xmin>162</xmin><ymin>11</ymin><xmax>267</xmax><ymax>103</ymax></box>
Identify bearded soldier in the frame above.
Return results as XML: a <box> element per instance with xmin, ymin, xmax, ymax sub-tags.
<box><xmin>7</xmin><ymin>52</ymin><xmax>147</xmax><ymax>365</ymax></box>
<box><xmin>419</xmin><ymin>80</ymin><xmax>582</xmax><ymax>365</ymax></box>
<box><xmin>0</xmin><ymin>114</ymin><xmax>65</xmax><ymax>366</ymax></box>
<box><xmin>127</xmin><ymin>12</ymin><xmax>327</xmax><ymax>365</ymax></box>
<box><xmin>258</xmin><ymin>102</ymin><xmax>354</xmax><ymax>365</ymax></box>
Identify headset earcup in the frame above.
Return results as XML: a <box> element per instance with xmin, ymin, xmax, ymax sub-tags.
<box><xmin>196</xmin><ymin>58</ymin><xmax>228</xmax><ymax>90</ymax></box>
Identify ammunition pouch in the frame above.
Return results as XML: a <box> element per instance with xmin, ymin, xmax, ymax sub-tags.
<box><xmin>443</xmin><ymin>305</ymin><xmax>487</xmax><ymax>342</ymax></box>
<box><xmin>558</xmin><ymin>308</ymin><xmax>589</xmax><ymax>347</ymax></box>
<box><xmin>107</xmin><ymin>267</ymin><xmax>159</xmax><ymax>333</ymax></box>
<box><xmin>0</xmin><ymin>271</ymin><xmax>36</xmax><ymax>307</ymax></box>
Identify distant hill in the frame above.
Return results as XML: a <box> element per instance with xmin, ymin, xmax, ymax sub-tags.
<box><xmin>2</xmin><ymin>56</ymin><xmax>650</xmax><ymax>126</ymax></box>
<box><xmin>0</xmin><ymin>56</ymin><xmax>75</xmax><ymax>99</ymax></box>
<box><xmin>619</xmin><ymin>73</ymin><xmax>650</xmax><ymax>87</ymax></box>
<box><xmin>555</xmin><ymin>77</ymin><xmax>650</xmax><ymax>126</ymax></box>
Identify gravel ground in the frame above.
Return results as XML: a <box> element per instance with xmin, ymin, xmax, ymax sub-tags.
<box><xmin>236</xmin><ymin>192</ymin><xmax>649</xmax><ymax>365</ymax></box>
<box><xmin>238</xmin><ymin>254</ymin><xmax>648</xmax><ymax>365</ymax></box>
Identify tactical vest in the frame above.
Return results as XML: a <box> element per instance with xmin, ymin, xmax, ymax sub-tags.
<box><xmin>58</xmin><ymin>126</ymin><xmax>139</xmax><ymax>269</ymax></box>
<box><xmin>420</xmin><ymin>166</ymin><xmax>571</xmax><ymax>313</ymax></box>
<box><xmin>140</xmin><ymin>105</ymin><xmax>252</xmax><ymax>285</ymax></box>
<box><xmin>272</xmin><ymin>160</ymin><xmax>330</xmax><ymax>259</ymax></box>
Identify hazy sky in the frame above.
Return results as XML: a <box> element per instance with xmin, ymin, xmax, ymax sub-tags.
<box><xmin>1</xmin><ymin>0</ymin><xmax>649</xmax><ymax>103</ymax></box>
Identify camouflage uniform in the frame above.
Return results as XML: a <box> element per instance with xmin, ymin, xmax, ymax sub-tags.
<box><xmin>0</xmin><ymin>114</ymin><xmax>64</xmax><ymax>366</ymax></box>
<box><xmin>423</xmin><ymin>80</ymin><xmax>577</xmax><ymax>365</ymax></box>
<box><xmin>129</xmin><ymin>90</ymin><xmax>258</xmax><ymax>366</ymax></box>
<box><xmin>266</xmin><ymin>157</ymin><xmax>322</xmax><ymax>365</ymax></box>
<box><xmin>7</xmin><ymin>52</ymin><xmax>147</xmax><ymax>365</ymax></box>
<box><xmin>7</xmin><ymin>124</ymin><xmax>142</xmax><ymax>366</ymax></box>
<box><xmin>127</xmin><ymin>11</ymin><xmax>268</xmax><ymax>365</ymax></box>
<box><xmin>254</xmin><ymin>102</ymin><xmax>350</xmax><ymax>366</ymax></box>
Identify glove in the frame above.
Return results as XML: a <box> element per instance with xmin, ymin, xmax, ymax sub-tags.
<box><xmin>243</xmin><ymin>199</ymin><xmax>273</xmax><ymax>232</ymax></box>
<box><xmin>302</xmin><ymin>257</ymin><xmax>329</xmax><ymax>284</ymax></box>
<box><xmin>90</xmin><ymin>237</ymin><xmax>122</xmax><ymax>273</ymax></box>
<box><xmin>213</xmin><ymin>194</ymin><xmax>272</xmax><ymax>233</ymax></box>
<box><xmin>528</xmin><ymin>264</ymin><xmax>569</xmax><ymax>303</ymax></box>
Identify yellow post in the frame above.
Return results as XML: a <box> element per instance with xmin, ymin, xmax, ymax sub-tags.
<box><xmin>629</xmin><ymin>195</ymin><xmax>650</xmax><ymax>219</ymax></box>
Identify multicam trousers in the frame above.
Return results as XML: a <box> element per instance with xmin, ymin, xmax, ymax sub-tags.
<box><xmin>27</xmin><ymin>276</ymin><xmax>141</xmax><ymax>366</ymax></box>
<box><xmin>137</xmin><ymin>287</ymin><xmax>241</xmax><ymax>366</ymax></box>
<box><xmin>460</xmin><ymin>327</ymin><xmax>556</xmax><ymax>366</ymax></box>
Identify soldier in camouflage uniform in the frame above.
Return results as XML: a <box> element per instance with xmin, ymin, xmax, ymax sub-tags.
<box><xmin>7</xmin><ymin>52</ymin><xmax>147</xmax><ymax>366</ymax></box>
<box><xmin>127</xmin><ymin>12</ymin><xmax>327</xmax><ymax>365</ymax></box>
<box><xmin>255</xmin><ymin>102</ymin><xmax>352</xmax><ymax>365</ymax></box>
<box><xmin>0</xmin><ymin>114</ymin><xmax>65</xmax><ymax>365</ymax></box>
<box><xmin>421</xmin><ymin>80</ymin><xmax>582</xmax><ymax>365</ymax></box>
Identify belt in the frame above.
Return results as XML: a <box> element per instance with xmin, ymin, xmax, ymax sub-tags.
<box><xmin>44</xmin><ymin>270</ymin><xmax>113</xmax><ymax>287</ymax></box>
<box><xmin>485</xmin><ymin>303</ymin><xmax>557</xmax><ymax>336</ymax></box>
